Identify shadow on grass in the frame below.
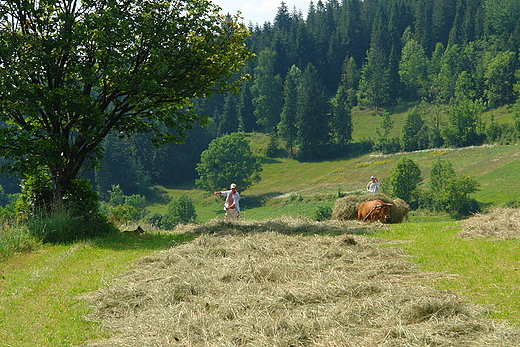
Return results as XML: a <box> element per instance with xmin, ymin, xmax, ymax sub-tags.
<box><xmin>240</xmin><ymin>192</ymin><xmax>284</xmax><ymax>209</ymax></box>
<box><xmin>91</xmin><ymin>232</ymin><xmax>196</xmax><ymax>251</ymax></box>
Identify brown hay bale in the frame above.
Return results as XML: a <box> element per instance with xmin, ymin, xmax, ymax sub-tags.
<box><xmin>331</xmin><ymin>193</ymin><xmax>409</xmax><ymax>224</ymax></box>
<box><xmin>459</xmin><ymin>208</ymin><xmax>520</xmax><ymax>240</ymax></box>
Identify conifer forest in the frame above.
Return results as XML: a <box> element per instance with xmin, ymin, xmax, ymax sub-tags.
<box><xmin>4</xmin><ymin>0</ymin><xmax>520</xmax><ymax>199</ymax></box>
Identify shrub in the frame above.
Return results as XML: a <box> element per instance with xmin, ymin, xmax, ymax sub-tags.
<box><xmin>428</xmin><ymin>158</ymin><xmax>480</xmax><ymax>216</ymax></box>
<box><xmin>26</xmin><ymin>206</ymin><xmax>117</xmax><ymax>243</ymax></box>
<box><xmin>384</xmin><ymin>157</ymin><xmax>422</xmax><ymax>204</ymax></box>
<box><xmin>314</xmin><ymin>205</ymin><xmax>332</xmax><ymax>221</ymax></box>
<box><xmin>161</xmin><ymin>194</ymin><xmax>197</xmax><ymax>230</ymax></box>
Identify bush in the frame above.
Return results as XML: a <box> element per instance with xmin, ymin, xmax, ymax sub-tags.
<box><xmin>314</xmin><ymin>205</ymin><xmax>332</xmax><ymax>221</ymax></box>
<box><xmin>26</xmin><ymin>206</ymin><xmax>117</xmax><ymax>243</ymax></box>
<box><xmin>161</xmin><ymin>194</ymin><xmax>197</xmax><ymax>230</ymax></box>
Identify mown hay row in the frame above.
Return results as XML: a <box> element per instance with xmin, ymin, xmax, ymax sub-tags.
<box><xmin>459</xmin><ymin>207</ymin><xmax>520</xmax><ymax>240</ymax></box>
<box><xmin>332</xmin><ymin>193</ymin><xmax>409</xmax><ymax>224</ymax></box>
<box><xmin>81</xmin><ymin>223</ymin><xmax>520</xmax><ymax>347</ymax></box>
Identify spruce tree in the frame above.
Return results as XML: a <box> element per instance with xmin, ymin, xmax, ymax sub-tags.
<box><xmin>296</xmin><ymin>64</ymin><xmax>331</xmax><ymax>161</ymax></box>
<box><xmin>251</xmin><ymin>49</ymin><xmax>284</xmax><ymax>132</ymax></box>
<box><xmin>278</xmin><ymin>65</ymin><xmax>302</xmax><ymax>157</ymax></box>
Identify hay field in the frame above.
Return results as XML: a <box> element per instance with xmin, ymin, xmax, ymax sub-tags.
<box><xmin>81</xmin><ymin>217</ymin><xmax>520</xmax><ymax>346</ymax></box>
<box><xmin>459</xmin><ymin>208</ymin><xmax>520</xmax><ymax>240</ymax></box>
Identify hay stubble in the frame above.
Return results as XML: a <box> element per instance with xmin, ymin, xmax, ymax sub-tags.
<box><xmin>82</xmin><ymin>218</ymin><xmax>520</xmax><ymax>346</ymax></box>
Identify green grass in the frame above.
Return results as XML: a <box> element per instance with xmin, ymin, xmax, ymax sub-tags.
<box><xmin>145</xmin><ymin>142</ymin><xmax>520</xmax><ymax>223</ymax></box>
<box><xmin>372</xmin><ymin>222</ymin><xmax>520</xmax><ymax>325</ymax></box>
<box><xmin>0</xmin><ymin>232</ymin><xmax>194</xmax><ymax>346</ymax></box>
<box><xmin>0</xmin><ymin>225</ymin><xmax>41</xmax><ymax>262</ymax></box>
<box><xmin>2</xmin><ymin>113</ymin><xmax>520</xmax><ymax>345</ymax></box>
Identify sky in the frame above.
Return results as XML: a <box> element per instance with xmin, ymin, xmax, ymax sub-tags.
<box><xmin>213</xmin><ymin>0</ymin><xmax>310</xmax><ymax>26</ymax></box>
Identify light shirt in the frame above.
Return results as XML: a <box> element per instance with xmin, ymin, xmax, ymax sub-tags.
<box><xmin>221</xmin><ymin>190</ymin><xmax>240</xmax><ymax>212</ymax></box>
<box><xmin>366</xmin><ymin>180</ymin><xmax>380</xmax><ymax>193</ymax></box>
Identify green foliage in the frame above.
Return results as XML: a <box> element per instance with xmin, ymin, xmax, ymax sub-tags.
<box><xmin>0</xmin><ymin>225</ymin><xmax>41</xmax><ymax>262</ymax></box>
<box><xmin>428</xmin><ymin>158</ymin><xmax>480</xmax><ymax>215</ymax></box>
<box><xmin>296</xmin><ymin>64</ymin><xmax>331</xmax><ymax>161</ymax></box>
<box><xmin>278</xmin><ymin>65</ymin><xmax>302</xmax><ymax>156</ymax></box>
<box><xmin>385</xmin><ymin>157</ymin><xmax>422</xmax><ymax>204</ymax></box>
<box><xmin>314</xmin><ymin>205</ymin><xmax>332</xmax><ymax>221</ymax></box>
<box><xmin>162</xmin><ymin>194</ymin><xmax>197</xmax><ymax>229</ymax></box>
<box><xmin>400</xmin><ymin>107</ymin><xmax>427</xmax><ymax>152</ymax></box>
<box><xmin>26</xmin><ymin>206</ymin><xmax>117</xmax><ymax>244</ymax></box>
<box><xmin>101</xmin><ymin>185</ymin><xmax>147</xmax><ymax>224</ymax></box>
<box><xmin>358</xmin><ymin>12</ymin><xmax>392</xmax><ymax>108</ymax></box>
<box><xmin>483</xmin><ymin>51</ymin><xmax>517</xmax><ymax>107</ymax></box>
<box><xmin>196</xmin><ymin>133</ymin><xmax>262</xmax><ymax>192</ymax></box>
<box><xmin>251</xmin><ymin>49</ymin><xmax>284</xmax><ymax>132</ymax></box>
<box><xmin>399</xmin><ymin>39</ymin><xmax>428</xmax><ymax>99</ymax></box>
<box><xmin>0</xmin><ymin>0</ymin><xmax>251</xmax><ymax>216</ymax></box>
<box><xmin>265</xmin><ymin>133</ymin><xmax>282</xmax><ymax>158</ymax></box>
<box><xmin>330</xmin><ymin>84</ymin><xmax>353</xmax><ymax>148</ymax></box>
<box><xmin>18</xmin><ymin>177</ymin><xmax>116</xmax><ymax>243</ymax></box>
<box><xmin>442</xmin><ymin>98</ymin><xmax>485</xmax><ymax>147</ymax></box>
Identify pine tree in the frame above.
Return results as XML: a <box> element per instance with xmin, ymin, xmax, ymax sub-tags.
<box><xmin>251</xmin><ymin>49</ymin><xmax>284</xmax><ymax>132</ymax></box>
<box><xmin>359</xmin><ymin>9</ymin><xmax>391</xmax><ymax>109</ymax></box>
<box><xmin>296</xmin><ymin>64</ymin><xmax>331</xmax><ymax>161</ymax></box>
<box><xmin>400</xmin><ymin>107</ymin><xmax>427</xmax><ymax>152</ymax></box>
<box><xmin>278</xmin><ymin>65</ymin><xmax>302</xmax><ymax>157</ymax></box>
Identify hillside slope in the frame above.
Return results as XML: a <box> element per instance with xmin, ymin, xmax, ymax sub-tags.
<box><xmin>158</xmin><ymin>137</ymin><xmax>520</xmax><ymax>223</ymax></box>
<box><xmin>246</xmin><ymin>139</ymin><xmax>520</xmax><ymax>206</ymax></box>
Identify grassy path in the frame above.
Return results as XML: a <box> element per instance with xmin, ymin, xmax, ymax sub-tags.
<box><xmin>0</xmin><ymin>233</ymin><xmax>192</xmax><ymax>346</ymax></box>
<box><xmin>372</xmin><ymin>221</ymin><xmax>520</xmax><ymax>325</ymax></box>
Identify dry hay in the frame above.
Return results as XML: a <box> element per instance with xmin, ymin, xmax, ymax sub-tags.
<box><xmin>459</xmin><ymin>207</ymin><xmax>520</xmax><ymax>240</ymax></box>
<box><xmin>332</xmin><ymin>193</ymin><xmax>409</xmax><ymax>224</ymax></box>
<box><xmin>174</xmin><ymin>215</ymin><xmax>388</xmax><ymax>236</ymax></box>
<box><xmin>80</xmin><ymin>220</ymin><xmax>520</xmax><ymax>347</ymax></box>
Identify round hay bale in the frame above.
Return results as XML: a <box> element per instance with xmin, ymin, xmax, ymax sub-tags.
<box><xmin>332</xmin><ymin>193</ymin><xmax>409</xmax><ymax>224</ymax></box>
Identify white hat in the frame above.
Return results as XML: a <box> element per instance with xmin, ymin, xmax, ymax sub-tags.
<box><xmin>230</xmin><ymin>183</ymin><xmax>237</xmax><ymax>189</ymax></box>
<box><xmin>371</xmin><ymin>176</ymin><xmax>376</xmax><ymax>179</ymax></box>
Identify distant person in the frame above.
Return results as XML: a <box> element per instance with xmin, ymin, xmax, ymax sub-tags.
<box><xmin>366</xmin><ymin>175</ymin><xmax>380</xmax><ymax>193</ymax></box>
<box><xmin>215</xmin><ymin>183</ymin><xmax>240</xmax><ymax>220</ymax></box>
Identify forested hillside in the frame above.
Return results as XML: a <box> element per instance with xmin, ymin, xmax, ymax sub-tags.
<box><xmin>4</xmin><ymin>0</ymin><xmax>519</xmax><ymax>200</ymax></box>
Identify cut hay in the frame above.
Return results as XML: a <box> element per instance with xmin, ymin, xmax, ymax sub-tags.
<box><xmin>81</xmin><ymin>221</ymin><xmax>520</xmax><ymax>346</ymax></box>
<box><xmin>174</xmin><ymin>215</ymin><xmax>388</xmax><ymax>236</ymax></box>
<box><xmin>332</xmin><ymin>193</ymin><xmax>409</xmax><ymax>224</ymax></box>
<box><xmin>459</xmin><ymin>208</ymin><xmax>520</xmax><ymax>240</ymax></box>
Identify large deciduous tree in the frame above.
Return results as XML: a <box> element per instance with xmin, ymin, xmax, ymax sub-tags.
<box><xmin>0</xmin><ymin>0</ymin><xmax>251</xmax><ymax>209</ymax></box>
<box><xmin>195</xmin><ymin>132</ymin><xmax>262</xmax><ymax>193</ymax></box>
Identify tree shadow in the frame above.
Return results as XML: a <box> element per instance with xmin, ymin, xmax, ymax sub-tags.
<box><xmin>259</xmin><ymin>157</ymin><xmax>282</xmax><ymax>164</ymax></box>
<box><xmin>91</xmin><ymin>232</ymin><xmax>196</xmax><ymax>251</ymax></box>
<box><xmin>240</xmin><ymin>192</ymin><xmax>284</xmax><ymax>209</ymax></box>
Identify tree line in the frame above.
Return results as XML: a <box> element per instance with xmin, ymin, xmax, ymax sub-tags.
<box><xmin>3</xmin><ymin>0</ymin><xmax>520</xmax><ymax>204</ymax></box>
<box><xmin>86</xmin><ymin>0</ymin><xmax>520</xmax><ymax>199</ymax></box>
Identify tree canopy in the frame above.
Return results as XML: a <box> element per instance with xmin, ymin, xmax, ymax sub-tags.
<box><xmin>0</xmin><ymin>0</ymin><xmax>251</xmax><ymax>206</ymax></box>
<box><xmin>195</xmin><ymin>132</ymin><xmax>262</xmax><ymax>192</ymax></box>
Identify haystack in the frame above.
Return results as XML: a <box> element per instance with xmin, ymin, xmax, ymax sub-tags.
<box><xmin>332</xmin><ymin>193</ymin><xmax>409</xmax><ymax>223</ymax></box>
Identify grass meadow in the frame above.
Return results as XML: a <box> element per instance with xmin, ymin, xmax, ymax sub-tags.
<box><xmin>2</xmin><ymin>111</ymin><xmax>520</xmax><ymax>345</ymax></box>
